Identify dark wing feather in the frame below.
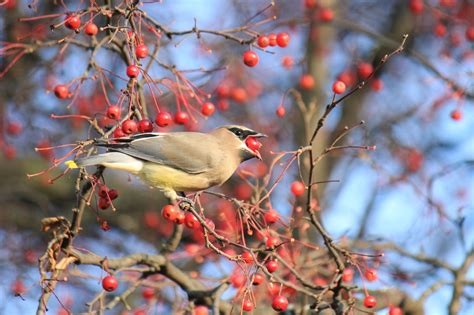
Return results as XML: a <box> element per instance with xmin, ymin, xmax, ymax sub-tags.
<box><xmin>99</xmin><ymin>132</ymin><xmax>219</xmax><ymax>174</ymax></box>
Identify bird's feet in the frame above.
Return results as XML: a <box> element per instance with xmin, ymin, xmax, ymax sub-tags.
<box><xmin>177</xmin><ymin>196</ymin><xmax>194</xmax><ymax>211</ymax></box>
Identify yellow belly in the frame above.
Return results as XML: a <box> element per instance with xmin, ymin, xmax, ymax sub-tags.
<box><xmin>138</xmin><ymin>163</ymin><xmax>213</xmax><ymax>192</ymax></box>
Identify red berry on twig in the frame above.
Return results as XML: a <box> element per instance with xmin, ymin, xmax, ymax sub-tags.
<box><xmin>102</xmin><ymin>275</ymin><xmax>118</xmax><ymax>292</ymax></box>
<box><xmin>243</xmin><ymin>51</ymin><xmax>259</xmax><ymax>67</ymax></box>
<box><xmin>155</xmin><ymin>112</ymin><xmax>172</xmax><ymax>127</ymax></box>
<box><xmin>84</xmin><ymin>23</ymin><xmax>98</xmax><ymax>36</ymax></box>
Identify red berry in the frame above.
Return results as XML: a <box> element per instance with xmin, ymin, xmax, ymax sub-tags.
<box><xmin>276</xmin><ymin>106</ymin><xmax>286</xmax><ymax>117</ymax></box>
<box><xmin>434</xmin><ymin>23</ymin><xmax>447</xmax><ymax>37</ymax></box>
<box><xmin>450</xmin><ymin>109</ymin><xmax>462</xmax><ymax>121</ymax></box>
<box><xmin>342</xmin><ymin>268</ymin><xmax>354</xmax><ymax>282</ymax></box>
<box><xmin>161</xmin><ymin>204</ymin><xmax>177</xmax><ymax>221</ymax></box>
<box><xmin>291</xmin><ymin>181</ymin><xmax>305</xmax><ymax>196</ymax></box>
<box><xmin>440</xmin><ymin>0</ymin><xmax>455</xmax><ymax>7</ymax></box>
<box><xmin>113</xmin><ymin>127</ymin><xmax>126</xmax><ymax>138</ymax></box>
<box><xmin>266</xmin><ymin>260</ymin><xmax>279</xmax><ymax>273</ymax></box>
<box><xmin>405</xmin><ymin>149</ymin><xmax>424</xmax><ymax>172</ymax></box>
<box><xmin>126</xmin><ymin>65</ymin><xmax>140</xmax><ymax>78</ymax></box>
<box><xmin>216</xmin><ymin>85</ymin><xmax>230</xmax><ymax>98</ymax></box>
<box><xmin>266</xmin><ymin>236</ymin><xmax>279</xmax><ymax>248</ymax></box>
<box><xmin>276</xmin><ymin>32</ymin><xmax>290</xmax><ymax>47</ymax></box>
<box><xmin>98</xmin><ymin>185</ymin><xmax>109</xmax><ymax>198</ymax></box>
<box><xmin>245</xmin><ymin>137</ymin><xmax>262</xmax><ymax>152</ymax></box>
<box><xmin>108</xmin><ymin>189</ymin><xmax>119</xmax><ymax>200</ymax></box>
<box><xmin>338</xmin><ymin>71</ymin><xmax>355</xmax><ymax>86</ymax></box>
<box><xmin>332</xmin><ymin>80</ymin><xmax>346</xmax><ymax>94</ymax></box>
<box><xmin>358</xmin><ymin>62</ymin><xmax>373</xmax><ymax>79</ymax></box>
<box><xmin>267</xmin><ymin>283</ymin><xmax>280</xmax><ymax>296</ymax></box>
<box><xmin>65</xmin><ymin>15</ymin><xmax>81</xmax><ymax>30</ymax></box>
<box><xmin>242</xmin><ymin>299</ymin><xmax>254</xmax><ymax>312</ymax></box>
<box><xmin>102</xmin><ymin>275</ymin><xmax>118</xmax><ymax>292</ymax></box>
<box><xmin>257</xmin><ymin>35</ymin><xmax>270</xmax><ymax>48</ymax></box>
<box><xmin>252</xmin><ymin>273</ymin><xmax>264</xmax><ymax>286</ymax></box>
<box><xmin>106</xmin><ymin>106</ymin><xmax>120</xmax><ymax>120</ymax></box>
<box><xmin>365</xmin><ymin>268</ymin><xmax>378</xmax><ymax>282</ymax></box>
<box><xmin>100</xmin><ymin>220</ymin><xmax>111</xmax><ymax>231</ymax></box>
<box><xmin>264</xmin><ymin>210</ymin><xmax>279</xmax><ymax>224</ymax></box>
<box><xmin>230</xmin><ymin>273</ymin><xmax>246</xmax><ymax>288</ymax></box>
<box><xmin>389</xmin><ymin>306</ymin><xmax>403</xmax><ymax>315</ymax></box>
<box><xmin>242</xmin><ymin>251</ymin><xmax>253</xmax><ymax>264</ymax></box>
<box><xmin>300</xmin><ymin>74</ymin><xmax>315</xmax><ymax>90</ymax></box>
<box><xmin>217</xmin><ymin>99</ymin><xmax>230</xmax><ymax>111</ymax></box>
<box><xmin>137</xmin><ymin>119</ymin><xmax>153</xmax><ymax>132</ymax></box>
<box><xmin>175</xmin><ymin>211</ymin><xmax>185</xmax><ymax>225</ymax></box>
<box><xmin>281</xmin><ymin>56</ymin><xmax>294</xmax><ymax>69</ymax></box>
<box><xmin>155</xmin><ymin>111</ymin><xmax>172</xmax><ymax>127</ymax></box>
<box><xmin>184</xmin><ymin>213</ymin><xmax>201</xmax><ymax>229</ymax></box>
<box><xmin>305</xmin><ymin>0</ymin><xmax>317</xmax><ymax>9</ymax></box>
<box><xmin>466</xmin><ymin>26</ymin><xmax>474</xmax><ymax>42</ymax></box>
<box><xmin>409</xmin><ymin>0</ymin><xmax>424</xmax><ymax>14</ymax></box>
<box><xmin>371</xmin><ymin>78</ymin><xmax>384</xmax><ymax>91</ymax></box>
<box><xmin>135</xmin><ymin>44</ymin><xmax>149</xmax><ymax>59</ymax></box>
<box><xmin>268</xmin><ymin>33</ymin><xmax>277</xmax><ymax>46</ymax></box>
<box><xmin>4</xmin><ymin>145</ymin><xmax>16</xmax><ymax>159</ymax></box>
<box><xmin>144</xmin><ymin>211</ymin><xmax>159</xmax><ymax>229</ymax></box>
<box><xmin>174</xmin><ymin>111</ymin><xmax>189</xmax><ymax>125</ymax></box>
<box><xmin>54</xmin><ymin>85</ymin><xmax>69</xmax><ymax>99</ymax></box>
<box><xmin>12</xmin><ymin>280</ymin><xmax>25</xmax><ymax>295</ymax></box>
<box><xmin>6</xmin><ymin>121</ymin><xmax>22</xmax><ymax>136</ymax></box>
<box><xmin>84</xmin><ymin>23</ymin><xmax>98</xmax><ymax>36</ymax></box>
<box><xmin>231</xmin><ymin>87</ymin><xmax>248</xmax><ymax>103</ymax></box>
<box><xmin>98</xmin><ymin>197</ymin><xmax>110</xmax><ymax>210</ymax></box>
<box><xmin>363</xmin><ymin>295</ymin><xmax>377</xmax><ymax>308</ymax></box>
<box><xmin>201</xmin><ymin>102</ymin><xmax>215</xmax><ymax>116</ymax></box>
<box><xmin>272</xmin><ymin>295</ymin><xmax>289</xmax><ymax>311</ymax></box>
<box><xmin>122</xmin><ymin>119</ymin><xmax>138</xmax><ymax>134</ymax></box>
<box><xmin>193</xmin><ymin>306</ymin><xmax>209</xmax><ymax>315</ymax></box>
<box><xmin>4</xmin><ymin>0</ymin><xmax>16</xmax><ymax>9</ymax></box>
<box><xmin>243</xmin><ymin>50</ymin><xmax>259</xmax><ymax>67</ymax></box>
<box><xmin>319</xmin><ymin>8</ymin><xmax>334</xmax><ymax>22</ymax></box>
<box><xmin>133</xmin><ymin>309</ymin><xmax>146</xmax><ymax>315</ymax></box>
<box><xmin>142</xmin><ymin>287</ymin><xmax>154</xmax><ymax>300</ymax></box>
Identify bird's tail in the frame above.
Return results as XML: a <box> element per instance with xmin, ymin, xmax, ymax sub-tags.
<box><xmin>65</xmin><ymin>152</ymin><xmax>142</xmax><ymax>173</ymax></box>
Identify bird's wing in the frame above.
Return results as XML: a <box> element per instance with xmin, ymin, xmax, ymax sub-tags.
<box><xmin>99</xmin><ymin>132</ymin><xmax>219</xmax><ymax>174</ymax></box>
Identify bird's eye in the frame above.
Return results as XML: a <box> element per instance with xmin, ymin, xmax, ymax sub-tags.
<box><xmin>235</xmin><ymin>130</ymin><xmax>242</xmax><ymax>136</ymax></box>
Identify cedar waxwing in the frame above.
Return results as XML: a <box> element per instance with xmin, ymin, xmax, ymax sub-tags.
<box><xmin>66</xmin><ymin>125</ymin><xmax>265</xmax><ymax>202</ymax></box>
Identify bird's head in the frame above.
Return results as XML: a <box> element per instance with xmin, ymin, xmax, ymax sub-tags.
<box><xmin>216</xmin><ymin>125</ymin><xmax>266</xmax><ymax>161</ymax></box>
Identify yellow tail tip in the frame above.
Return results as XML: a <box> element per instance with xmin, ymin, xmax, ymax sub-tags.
<box><xmin>65</xmin><ymin>160</ymin><xmax>78</xmax><ymax>169</ymax></box>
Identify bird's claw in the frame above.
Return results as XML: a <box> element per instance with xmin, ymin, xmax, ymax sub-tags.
<box><xmin>177</xmin><ymin>197</ymin><xmax>194</xmax><ymax>211</ymax></box>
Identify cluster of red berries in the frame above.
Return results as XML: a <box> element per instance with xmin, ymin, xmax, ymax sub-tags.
<box><xmin>213</xmin><ymin>79</ymin><xmax>262</xmax><ymax>110</ymax></box>
<box><xmin>332</xmin><ymin>61</ymin><xmax>384</xmax><ymax>96</ymax></box>
<box><xmin>97</xmin><ymin>185</ymin><xmax>119</xmax><ymax>210</ymax></box>
<box><xmin>257</xmin><ymin>32</ymin><xmax>290</xmax><ymax>49</ymax></box>
<box><xmin>105</xmin><ymin>105</ymin><xmax>199</xmax><ymax>137</ymax></box>
<box><xmin>64</xmin><ymin>14</ymin><xmax>100</xmax><ymax>36</ymax></box>
<box><xmin>1</xmin><ymin>120</ymin><xmax>23</xmax><ymax>159</ymax></box>
<box><xmin>231</xmin><ymin>271</ymin><xmax>289</xmax><ymax>312</ymax></box>
<box><xmin>161</xmin><ymin>204</ymin><xmax>215</xmax><ymax>232</ymax></box>
<box><xmin>242</xmin><ymin>32</ymin><xmax>291</xmax><ymax>68</ymax></box>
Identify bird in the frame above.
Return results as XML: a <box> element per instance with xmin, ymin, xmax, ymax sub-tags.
<box><xmin>65</xmin><ymin>125</ymin><xmax>265</xmax><ymax>203</ymax></box>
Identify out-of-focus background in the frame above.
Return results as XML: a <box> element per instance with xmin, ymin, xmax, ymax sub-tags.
<box><xmin>0</xmin><ymin>0</ymin><xmax>473</xmax><ymax>314</ymax></box>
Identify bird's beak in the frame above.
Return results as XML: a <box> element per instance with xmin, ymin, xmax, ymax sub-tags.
<box><xmin>254</xmin><ymin>132</ymin><xmax>267</xmax><ymax>138</ymax></box>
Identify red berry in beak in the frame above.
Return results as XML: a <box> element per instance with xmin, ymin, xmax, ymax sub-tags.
<box><xmin>245</xmin><ymin>137</ymin><xmax>262</xmax><ymax>159</ymax></box>
<box><xmin>245</xmin><ymin>137</ymin><xmax>262</xmax><ymax>151</ymax></box>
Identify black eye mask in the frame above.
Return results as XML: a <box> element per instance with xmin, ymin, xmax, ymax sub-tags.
<box><xmin>228</xmin><ymin>127</ymin><xmax>257</xmax><ymax>140</ymax></box>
